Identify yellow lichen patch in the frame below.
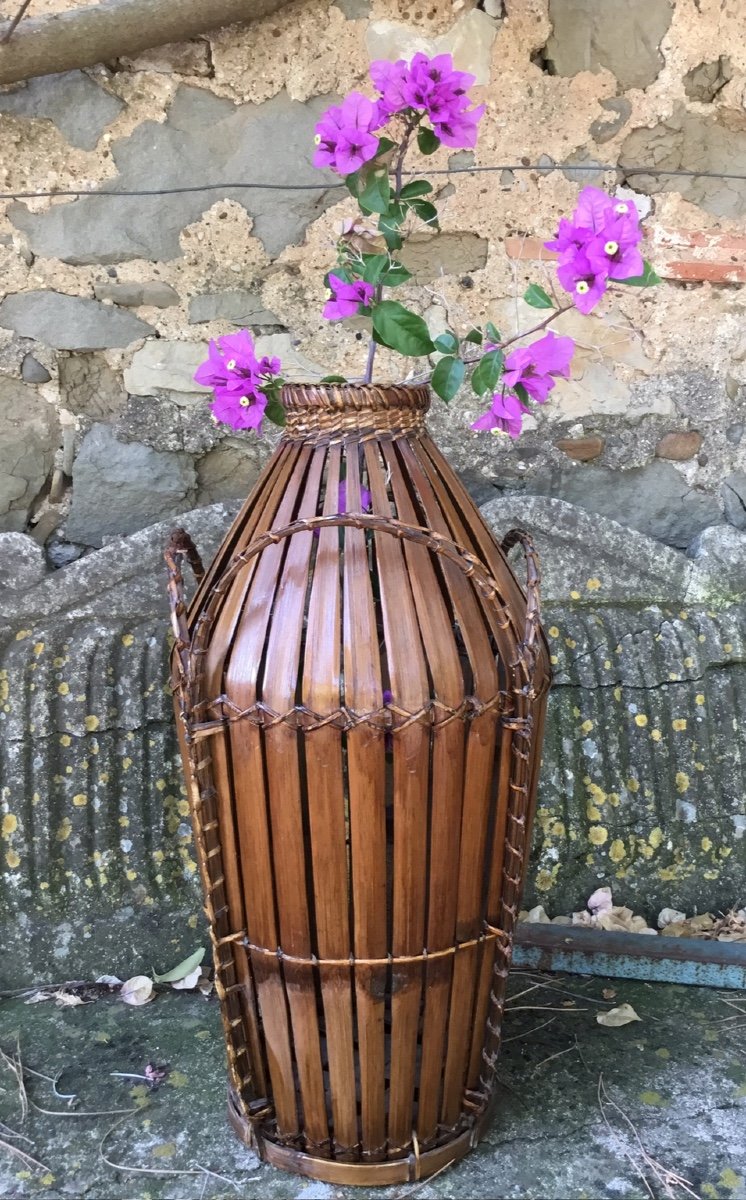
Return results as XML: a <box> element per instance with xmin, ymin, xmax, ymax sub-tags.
<box><xmin>152</xmin><ymin>849</ymin><xmax>165</xmax><ymax>864</ymax></box>
<box><xmin>720</xmin><ymin>846</ymin><xmax>732</xmax><ymax>858</ymax></box>
<box><xmin>609</xmin><ymin>839</ymin><xmax>625</xmax><ymax>863</ymax></box>
<box><xmin>719</xmin><ymin>1168</ymin><xmax>743</xmax><ymax>1192</ymax></box>
<box><xmin>2</xmin><ymin>813</ymin><xmax>18</xmax><ymax>839</ymax></box>
<box><xmin>188</xmin><ymin>914</ymin><xmax>198</xmax><ymax>929</ymax></box>
<box><xmin>6</xmin><ymin>849</ymin><xmax>21</xmax><ymax>869</ymax></box>
<box><xmin>152</xmin><ymin>1144</ymin><xmax>177</xmax><ymax>1159</ymax></box>
<box><xmin>534</xmin><ymin>869</ymin><xmax>554</xmax><ymax>892</ymax></box>
<box><xmin>72</xmin><ymin>794</ymin><xmax>88</xmax><ymax>807</ymax></box>
<box><xmin>683</xmin><ymin>656</ymin><xmax>694</xmax><ymax>669</ymax></box>
<box><xmin>565</xmin><ymin>637</ymin><xmax>576</xmax><ymax>649</ymax></box>
<box><xmin>57</xmin><ymin>682</ymin><xmax>70</xmax><ymax>696</ymax></box>
<box><xmin>672</xmin><ymin>718</ymin><xmax>687</xmax><ymax>731</ymax></box>
<box><xmin>724</xmin><ymin>643</ymin><xmax>733</xmax><ymax>653</ymax></box>
<box><xmin>675</xmin><ymin>772</ymin><xmax>690</xmax><ymax>794</ymax></box>
<box><xmin>168</xmin><ymin>1071</ymin><xmax>189</xmax><ymax>1089</ymax></box>
<box><xmin>580</xmin><ymin>719</ymin><xmax>594</xmax><ymax>734</ymax></box>
<box><xmin>634</xmin><ymin>714</ymin><xmax>648</xmax><ymax>727</ymax></box>
<box><xmin>678</xmin><ymin>611</ymin><xmax>688</xmax><ymax>621</ymax></box>
<box><xmin>550</xmin><ymin>654</ymin><xmax>559</xmax><ymax>665</ymax></box>
<box><xmin>121</xmin><ymin>633</ymin><xmax>135</xmax><ymax>647</ymax></box>
<box><xmin>627</xmin><ymin>777</ymin><xmax>640</xmax><ymax>793</ymax></box>
<box><xmin>613</xmin><ymin>687</ymin><xmax>622</xmax><ymax>702</ymax></box>
<box><xmin>659</xmin><ymin>866</ymin><xmax>680</xmax><ymax>882</ymax></box>
<box><xmin>639</xmin><ymin>1090</ymin><xmax>667</xmax><ymax>1107</ymax></box>
<box><xmin>40</xmin><ymin>1173</ymin><xmax>55</xmax><ymax>1187</ymax></box>
<box><xmin>33</xmin><ymin>642</ymin><xmax>44</xmax><ymax>656</ymax></box>
<box><xmin>586</xmin><ymin>803</ymin><xmax>602</xmax><ymax>821</ymax></box>
<box><xmin>119</xmin><ymin>816</ymin><xmax>130</xmax><ymax>827</ymax></box>
<box><xmin>177</xmin><ymin>799</ymin><xmax>190</xmax><ymax>817</ymax></box>
<box><xmin>586</xmin><ymin>578</ymin><xmax>601</xmax><ymax>591</ymax></box>
<box><xmin>550</xmin><ymin>820</ymin><xmax>566</xmax><ymax>838</ymax></box>
<box><xmin>60</xmin><ymin>734</ymin><xmax>72</xmax><ymax>747</ymax></box>
<box><xmin>126</xmin><ymin>869</ymin><xmax>138</xmax><ymax>881</ymax></box>
<box><xmin>84</xmin><ymin>715</ymin><xmax>100</xmax><ymax>732</ymax></box>
<box><xmin>701</xmin><ymin>836</ymin><xmax>713</xmax><ymax>852</ymax></box>
<box><xmin>130</xmin><ymin>1084</ymin><xmax>151</xmax><ymax>1110</ymax></box>
<box><xmin>700</xmin><ymin>1185</ymin><xmax>718</xmax><ymax>1200</ymax></box>
<box><xmin>155</xmin><ymin>779</ymin><xmax>167</xmax><ymax>792</ymax></box>
<box><xmin>56</xmin><ymin>818</ymin><xmax>72</xmax><ymax>842</ymax></box>
<box><xmin>15</xmin><ymin>629</ymin><xmax>31</xmax><ymax>641</ymax></box>
<box><xmin>570</xmin><ymin>589</ymin><xmax>581</xmax><ymax>600</ymax></box>
<box><xmin>650</xmin><ymin>728</ymin><xmax>662</xmax><ymax>742</ymax></box>
<box><xmin>655</xmin><ymin>1047</ymin><xmax>670</xmax><ymax>1059</ymax></box>
<box><xmin>648</xmin><ymin>827</ymin><xmax>664</xmax><ymax>849</ymax></box>
<box><xmin>589</xmin><ymin>826</ymin><xmax>608</xmax><ymax>846</ymax></box>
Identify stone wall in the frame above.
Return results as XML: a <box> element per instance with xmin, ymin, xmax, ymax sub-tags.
<box><xmin>1</xmin><ymin>0</ymin><xmax>746</xmax><ymax>969</ymax></box>
<box><xmin>1</xmin><ymin>0</ymin><xmax>745</xmax><ymax>555</ymax></box>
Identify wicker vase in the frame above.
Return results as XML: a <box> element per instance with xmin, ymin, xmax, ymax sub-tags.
<box><xmin>166</xmin><ymin>382</ymin><xmax>551</xmax><ymax>1186</ymax></box>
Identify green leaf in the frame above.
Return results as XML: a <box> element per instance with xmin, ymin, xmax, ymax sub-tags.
<box><xmin>431</xmin><ymin>355</ymin><xmax>465</xmax><ymax>403</ymax></box>
<box><xmin>400</xmin><ymin>179</ymin><xmax>433</xmax><ymax>199</ymax></box>
<box><xmin>523</xmin><ymin>283</ymin><xmax>554</xmax><ymax>309</ymax></box>
<box><xmin>464</xmin><ymin>328</ymin><xmax>483</xmax><ymax>345</ymax></box>
<box><xmin>320</xmin><ymin>375</ymin><xmax>347</xmax><ymax>384</ymax></box>
<box><xmin>383</xmin><ymin>260</ymin><xmax>412</xmax><ymax>287</ymax></box>
<box><xmin>153</xmin><ymin>948</ymin><xmax>205</xmax><ymax>984</ymax></box>
<box><xmin>616</xmin><ymin>260</ymin><xmax>661</xmax><ymax>287</ymax></box>
<box><xmin>485</xmin><ymin>321</ymin><xmax>501</xmax><ymax>343</ymax></box>
<box><xmin>433</xmin><ymin>331</ymin><xmax>459</xmax><ymax>354</ymax></box>
<box><xmin>514</xmin><ymin>382</ymin><xmax>529</xmax><ymax>406</ymax></box>
<box><xmin>358</xmin><ymin>166</ymin><xmax>391</xmax><ymax>215</ymax></box>
<box><xmin>379</xmin><ymin>205</ymin><xmax>406</xmax><ymax>250</ymax></box>
<box><xmin>408</xmin><ymin>198</ymin><xmax>438</xmax><ymax>228</ymax></box>
<box><xmin>371</xmin><ymin>300</ymin><xmax>435</xmax><ymax>357</ymax></box>
<box><xmin>376</xmin><ymin>136</ymin><xmax>396</xmax><ymax>157</ymax></box>
<box><xmin>417</xmin><ymin>127</ymin><xmax>440</xmax><ymax>155</ymax></box>
<box><xmin>265</xmin><ymin>397</ymin><xmax>287</xmax><ymax>427</ymax></box>
<box><xmin>471</xmin><ymin>348</ymin><xmax>504</xmax><ymax>397</ymax></box>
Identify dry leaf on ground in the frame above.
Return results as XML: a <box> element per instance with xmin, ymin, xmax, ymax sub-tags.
<box><xmin>120</xmin><ymin>976</ymin><xmax>154</xmax><ymax>1006</ymax></box>
<box><xmin>597</xmin><ymin>1003</ymin><xmax>641</xmax><ymax>1028</ymax></box>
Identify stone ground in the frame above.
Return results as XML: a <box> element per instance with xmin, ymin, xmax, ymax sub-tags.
<box><xmin>0</xmin><ymin>974</ymin><xmax>744</xmax><ymax>1200</ymax></box>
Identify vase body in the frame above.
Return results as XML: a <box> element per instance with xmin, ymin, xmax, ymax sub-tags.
<box><xmin>169</xmin><ymin>383</ymin><xmax>551</xmax><ymax>1186</ymax></box>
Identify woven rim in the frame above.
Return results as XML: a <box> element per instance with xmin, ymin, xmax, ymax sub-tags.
<box><xmin>281</xmin><ymin>382</ymin><xmax>430</xmax><ymax>442</ymax></box>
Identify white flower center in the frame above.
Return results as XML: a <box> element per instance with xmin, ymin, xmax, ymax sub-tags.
<box><xmin>614</xmin><ymin>202</ymin><xmax>628</xmax><ymax>214</ymax></box>
<box><xmin>314</xmin><ymin>133</ymin><xmax>322</xmax><ymax>145</ymax></box>
<box><xmin>226</xmin><ymin>359</ymin><xmax>237</xmax><ymax>371</ymax></box>
<box><xmin>239</xmin><ymin>396</ymin><xmax>251</xmax><ymax>407</ymax></box>
<box><xmin>604</xmin><ymin>240</ymin><xmax>619</xmax><ymax>256</ymax></box>
<box><xmin>576</xmin><ymin>280</ymin><xmax>590</xmax><ymax>294</ymax></box>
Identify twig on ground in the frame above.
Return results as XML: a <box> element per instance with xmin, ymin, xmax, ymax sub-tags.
<box><xmin>99</xmin><ymin>1115</ymin><xmax>241</xmax><ymax>1190</ymax></box>
<box><xmin>30</xmin><ymin>1098</ymin><xmax>136</xmax><ymax>1118</ymax></box>
<box><xmin>23</xmin><ymin>1065</ymin><xmax>77</xmax><ymax>1104</ymax></box>
<box><xmin>390</xmin><ymin>1157</ymin><xmax>456</xmax><ymax>1199</ymax></box>
<box><xmin>506</xmin><ymin>1005</ymin><xmax>588</xmax><ymax>1013</ymax></box>
<box><xmin>0</xmin><ymin>1041</ymin><xmax>28</xmax><ymax>1123</ymax></box>
<box><xmin>532</xmin><ymin>1042</ymin><xmax>579</xmax><ymax>1072</ymax></box>
<box><xmin>597</xmin><ymin>1074</ymin><xmax>698</xmax><ymax>1200</ymax></box>
<box><xmin>502</xmin><ymin>1016</ymin><xmax>557</xmax><ymax>1043</ymax></box>
<box><xmin>0</xmin><ymin>1134</ymin><xmax>50</xmax><ymax>1174</ymax></box>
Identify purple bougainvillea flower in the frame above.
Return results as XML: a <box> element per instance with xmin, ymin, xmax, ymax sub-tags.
<box><xmin>585</xmin><ymin>213</ymin><xmax>644</xmax><ymax>281</ymax></box>
<box><xmin>313</xmin><ymin>93</ymin><xmax>381</xmax><ymax>176</ymax></box>
<box><xmin>502</xmin><ymin>331</ymin><xmax>575</xmax><ymax>404</ymax></box>
<box><xmin>432</xmin><ymin>102</ymin><xmax>485</xmax><ymax>148</ymax></box>
<box><xmin>323</xmin><ymin>273</ymin><xmax>375</xmax><ymax>320</ymax></box>
<box><xmin>370</xmin><ymin>58</ymin><xmax>411</xmax><ymax>116</ymax></box>
<box><xmin>337</xmin><ymin>479</ymin><xmax>372</xmax><ymax>511</ymax></box>
<box><xmin>471</xmin><ymin>392</ymin><xmax>527</xmax><ymax>439</ymax></box>
<box><xmin>543</xmin><ymin>216</ymin><xmax>589</xmax><ymax>257</ymax></box>
<box><xmin>556</xmin><ymin>249</ymin><xmax>609</xmax><ymax>314</ymax></box>
<box><xmin>194</xmin><ymin>329</ymin><xmax>281</xmax><ymax>433</ymax></box>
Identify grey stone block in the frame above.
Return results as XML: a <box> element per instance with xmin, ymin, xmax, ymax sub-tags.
<box><xmin>722</xmin><ymin>471</ymin><xmax>746</xmax><ymax>529</ymax></box>
<box><xmin>188</xmin><ymin>290</ymin><xmax>278</xmax><ymax>326</ymax></box>
<box><xmin>58</xmin><ymin>353</ymin><xmax>127</xmax><ymax>419</ymax></box>
<box><xmin>66</xmin><ymin>423</ymin><xmax>197</xmax><ymax>547</ymax></box>
<box><xmin>93</xmin><ymin>281</ymin><xmax>180</xmax><ymax>308</ymax></box>
<box><xmin>0</xmin><ymin>532</ymin><xmax>48</xmax><ymax>594</ymax></box>
<box><xmin>0</xmin><ymin>292</ymin><xmax>154</xmax><ymax>351</ymax></box>
<box><xmin>0</xmin><ymin>70</ymin><xmax>124</xmax><ymax>151</ymax></box>
<box><xmin>124</xmin><ymin>340</ymin><xmax>210</xmax><ymax>396</ymax></box>
<box><xmin>21</xmin><ymin>354</ymin><xmax>52</xmax><ymax>383</ymax></box>
<box><xmin>8</xmin><ymin>87</ymin><xmax>340</xmax><ymax>264</ymax></box>
<box><xmin>545</xmin><ymin>0</ymin><xmax>672</xmax><ymax>90</ymax></box>
<box><xmin>0</xmin><ymin>379</ymin><xmax>59</xmax><ymax>532</ymax></box>
<box><xmin>688</xmin><ymin>525</ymin><xmax>746</xmax><ymax>599</ymax></box>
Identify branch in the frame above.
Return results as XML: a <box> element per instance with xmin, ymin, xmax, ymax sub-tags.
<box><xmin>0</xmin><ymin>0</ymin><xmax>292</xmax><ymax>86</ymax></box>
<box><xmin>0</xmin><ymin>0</ymin><xmax>32</xmax><ymax>45</ymax></box>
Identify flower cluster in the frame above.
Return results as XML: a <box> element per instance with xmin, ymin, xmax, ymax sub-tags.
<box><xmin>546</xmin><ymin>187</ymin><xmax>643</xmax><ymax>315</ymax></box>
<box><xmin>312</xmin><ymin>52</ymin><xmax>484</xmax><ymax>177</ymax></box>
<box><xmin>472</xmin><ymin>332</ymin><xmax>574</xmax><ymax>439</ymax></box>
<box><xmin>323</xmin><ymin>274</ymin><xmax>375</xmax><ymax>321</ymax></box>
<box><xmin>370</xmin><ymin>53</ymin><xmax>485</xmax><ymax>148</ymax></box>
<box><xmin>193</xmin><ymin>331</ymin><xmax>282</xmax><ymax>432</ymax></box>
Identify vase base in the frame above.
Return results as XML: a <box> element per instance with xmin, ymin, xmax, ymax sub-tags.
<box><xmin>227</xmin><ymin>1088</ymin><xmax>487</xmax><ymax>1187</ymax></box>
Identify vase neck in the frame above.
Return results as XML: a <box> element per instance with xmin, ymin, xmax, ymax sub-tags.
<box><xmin>281</xmin><ymin>382</ymin><xmax>430</xmax><ymax>444</ymax></box>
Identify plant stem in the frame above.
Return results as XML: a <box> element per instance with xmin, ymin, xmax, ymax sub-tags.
<box><xmin>460</xmin><ymin>302</ymin><xmax>574</xmax><ymax>366</ymax></box>
<box><xmin>362</xmin><ymin>115</ymin><xmax>419</xmax><ymax>385</ymax></box>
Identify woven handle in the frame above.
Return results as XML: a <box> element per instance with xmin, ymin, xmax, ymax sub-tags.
<box><xmin>165</xmin><ymin>527</ymin><xmax>205</xmax><ymax>690</ymax></box>
<box><xmin>187</xmin><ymin>513</ymin><xmax>542</xmax><ymax>680</ymax></box>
